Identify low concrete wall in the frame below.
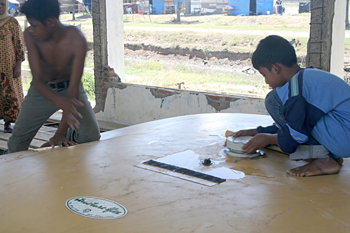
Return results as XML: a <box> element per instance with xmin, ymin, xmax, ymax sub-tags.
<box><xmin>26</xmin><ymin>67</ymin><xmax>267</xmax><ymax>126</ymax></box>
<box><xmin>95</xmin><ymin>82</ymin><xmax>268</xmax><ymax>125</ymax></box>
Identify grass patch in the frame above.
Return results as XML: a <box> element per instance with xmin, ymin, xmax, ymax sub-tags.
<box><xmin>82</xmin><ymin>69</ymin><xmax>95</xmax><ymax>100</ymax></box>
<box><xmin>125</xmin><ymin>60</ymin><xmax>269</xmax><ymax>96</ymax></box>
<box><xmin>123</xmin><ymin>14</ymin><xmax>311</xmax><ymax>32</ymax></box>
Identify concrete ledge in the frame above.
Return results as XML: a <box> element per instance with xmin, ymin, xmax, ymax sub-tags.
<box><xmin>96</xmin><ymin>82</ymin><xmax>268</xmax><ymax>125</ymax></box>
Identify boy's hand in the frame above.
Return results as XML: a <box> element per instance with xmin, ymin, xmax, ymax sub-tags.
<box><xmin>61</xmin><ymin>98</ymin><xmax>84</xmax><ymax>129</ymax></box>
<box><xmin>48</xmin><ymin>132</ymin><xmax>78</xmax><ymax>148</ymax></box>
<box><xmin>242</xmin><ymin>133</ymin><xmax>277</xmax><ymax>154</ymax></box>
<box><xmin>224</xmin><ymin>129</ymin><xmax>258</xmax><ymax>147</ymax></box>
<box><xmin>232</xmin><ymin>129</ymin><xmax>258</xmax><ymax>137</ymax></box>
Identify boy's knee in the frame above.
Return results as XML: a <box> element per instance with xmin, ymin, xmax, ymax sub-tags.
<box><xmin>67</xmin><ymin>126</ymin><xmax>100</xmax><ymax>144</ymax></box>
<box><xmin>79</xmin><ymin>132</ymin><xmax>101</xmax><ymax>144</ymax></box>
<box><xmin>83</xmin><ymin>128</ymin><xmax>101</xmax><ymax>142</ymax></box>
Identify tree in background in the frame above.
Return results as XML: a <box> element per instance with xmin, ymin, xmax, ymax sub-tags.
<box><xmin>176</xmin><ymin>0</ymin><xmax>181</xmax><ymax>23</ymax></box>
<box><xmin>71</xmin><ymin>0</ymin><xmax>75</xmax><ymax>20</ymax></box>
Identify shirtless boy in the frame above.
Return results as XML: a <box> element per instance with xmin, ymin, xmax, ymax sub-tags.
<box><xmin>233</xmin><ymin>35</ymin><xmax>350</xmax><ymax>177</ymax></box>
<box><xmin>7</xmin><ymin>0</ymin><xmax>100</xmax><ymax>153</ymax></box>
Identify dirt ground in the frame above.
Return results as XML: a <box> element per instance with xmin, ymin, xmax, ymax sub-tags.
<box><xmin>124</xmin><ymin>47</ymin><xmax>258</xmax><ymax>76</ymax></box>
<box><xmin>124</xmin><ymin>46</ymin><xmax>350</xmax><ymax>83</ymax></box>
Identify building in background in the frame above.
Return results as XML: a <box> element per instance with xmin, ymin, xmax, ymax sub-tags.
<box><xmin>227</xmin><ymin>0</ymin><xmax>273</xmax><ymax>16</ymax></box>
<box><xmin>126</xmin><ymin>0</ymin><xmax>273</xmax><ymax>16</ymax></box>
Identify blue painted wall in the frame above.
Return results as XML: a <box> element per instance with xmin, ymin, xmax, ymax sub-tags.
<box><xmin>228</xmin><ymin>0</ymin><xmax>249</xmax><ymax>15</ymax></box>
<box><xmin>152</xmin><ymin>0</ymin><xmax>165</xmax><ymax>14</ymax></box>
<box><xmin>228</xmin><ymin>0</ymin><xmax>273</xmax><ymax>16</ymax></box>
<box><xmin>256</xmin><ymin>0</ymin><xmax>273</xmax><ymax>15</ymax></box>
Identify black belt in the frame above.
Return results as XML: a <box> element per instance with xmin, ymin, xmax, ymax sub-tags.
<box><xmin>47</xmin><ymin>80</ymin><xmax>70</xmax><ymax>90</ymax></box>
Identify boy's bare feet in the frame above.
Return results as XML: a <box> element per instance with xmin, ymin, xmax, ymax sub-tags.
<box><xmin>303</xmin><ymin>157</ymin><xmax>343</xmax><ymax>165</ymax></box>
<box><xmin>334</xmin><ymin>158</ymin><xmax>344</xmax><ymax>165</ymax></box>
<box><xmin>286</xmin><ymin>156</ymin><xmax>341</xmax><ymax>177</ymax></box>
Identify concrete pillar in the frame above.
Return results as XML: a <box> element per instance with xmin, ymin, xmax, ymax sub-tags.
<box><xmin>92</xmin><ymin>0</ymin><xmax>108</xmax><ymax>112</ymax></box>
<box><xmin>306</xmin><ymin>0</ymin><xmax>345</xmax><ymax>78</ymax></box>
<box><xmin>92</xmin><ymin>0</ymin><xmax>124</xmax><ymax>112</ymax></box>
<box><xmin>106</xmin><ymin>0</ymin><xmax>125</xmax><ymax>82</ymax></box>
<box><xmin>330</xmin><ymin>0</ymin><xmax>346</xmax><ymax>78</ymax></box>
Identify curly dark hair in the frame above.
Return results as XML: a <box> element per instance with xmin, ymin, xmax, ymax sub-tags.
<box><xmin>21</xmin><ymin>0</ymin><xmax>60</xmax><ymax>25</ymax></box>
<box><xmin>252</xmin><ymin>35</ymin><xmax>297</xmax><ymax>71</ymax></box>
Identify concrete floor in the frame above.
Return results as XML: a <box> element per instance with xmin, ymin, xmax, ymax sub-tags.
<box><xmin>0</xmin><ymin>113</ymin><xmax>349</xmax><ymax>232</ymax></box>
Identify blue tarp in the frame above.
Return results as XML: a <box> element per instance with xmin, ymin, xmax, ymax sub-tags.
<box><xmin>227</xmin><ymin>0</ymin><xmax>273</xmax><ymax>16</ymax></box>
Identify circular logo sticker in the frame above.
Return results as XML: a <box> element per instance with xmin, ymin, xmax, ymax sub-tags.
<box><xmin>66</xmin><ymin>196</ymin><xmax>127</xmax><ymax>219</ymax></box>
